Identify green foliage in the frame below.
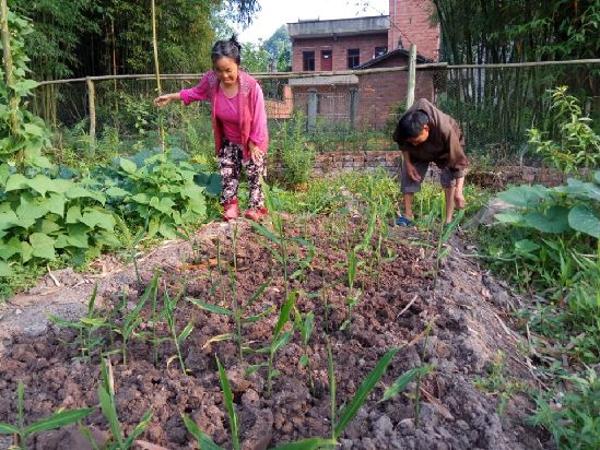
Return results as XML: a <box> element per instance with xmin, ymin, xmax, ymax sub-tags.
<box><xmin>496</xmin><ymin>172</ymin><xmax>600</xmax><ymax>239</ymax></box>
<box><xmin>531</xmin><ymin>370</ymin><xmax>600</xmax><ymax>450</ymax></box>
<box><xmin>0</xmin><ymin>168</ymin><xmax>118</xmax><ymax>273</ymax></box>
<box><xmin>528</xmin><ymin>87</ymin><xmax>600</xmax><ymax>173</ymax></box>
<box><xmin>0</xmin><ymin>381</ymin><xmax>92</xmax><ymax>450</ymax></box>
<box><xmin>241</xmin><ymin>41</ymin><xmax>271</xmax><ymax>73</ymax></box>
<box><xmin>262</xmin><ymin>25</ymin><xmax>291</xmax><ymax>72</ymax></box>
<box><xmin>0</xmin><ymin>11</ymin><xmax>51</xmax><ymax>169</ymax></box>
<box><xmin>104</xmin><ymin>151</ymin><xmax>216</xmax><ymax>239</ymax></box>
<box><xmin>271</xmin><ymin>111</ymin><xmax>316</xmax><ymax>188</ymax></box>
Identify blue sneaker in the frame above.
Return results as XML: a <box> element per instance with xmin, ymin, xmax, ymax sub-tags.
<box><xmin>395</xmin><ymin>215</ymin><xmax>414</xmax><ymax>227</ymax></box>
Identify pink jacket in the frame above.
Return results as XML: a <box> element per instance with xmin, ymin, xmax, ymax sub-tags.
<box><xmin>180</xmin><ymin>70</ymin><xmax>269</xmax><ymax>161</ymax></box>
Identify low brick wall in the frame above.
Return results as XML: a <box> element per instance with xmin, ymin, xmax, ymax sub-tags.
<box><xmin>312</xmin><ymin>151</ymin><xmax>402</xmax><ymax>175</ymax></box>
<box><xmin>270</xmin><ymin>150</ymin><xmax>569</xmax><ymax>188</ymax></box>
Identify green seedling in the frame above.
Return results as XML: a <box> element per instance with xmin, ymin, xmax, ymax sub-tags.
<box><xmin>188</xmin><ymin>279</ymin><xmax>272</xmax><ymax>360</ymax></box>
<box><xmin>379</xmin><ymin>365</ymin><xmax>434</xmax><ymax>403</ymax></box>
<box><xmin>340</xmin><ymin>248</ymin><xmax>361</xmax><ymax>331</ymax></box>
<box><xmin>163</xmin><ymin>285</ymin><xmax>193</xmax><ymax>374</ymax></box>
<box><xmin>181</xmin><ymin>414</ymin><xmax>222</xmax><ymax>450</ymax></box>
<box><xmin>94</xmin><ymin>358</ymin><xmax>153</xmax><ymax>450</ymax></box>
<box><xmin>294</xmin><ymin>308</ymin><xmax>315</xmax><ymax>391</ymax></box>
<box><xmin>111</xmin><ymin>274</ymin><xmax>157</xmax><ymax>364</ymax></box>
<box><xmin>256</xmin><ymin>291</ymin><xmax>296</xmax><ymax>397</ymax></box>
<box><xmin>50</xmin><ymin>284</ymin><xmax>106</xmax><ymax>361</ymax></box>
<box><xmin>0</xmin><ymin>381</ymin><xmax>92</xmax><ymax>450</ymax></box>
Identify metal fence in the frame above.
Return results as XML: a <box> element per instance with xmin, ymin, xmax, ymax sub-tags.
<box><xmin>33</xmin><ymin>59</ymin><xmax>600</xmax><ymax>164</ymax></box>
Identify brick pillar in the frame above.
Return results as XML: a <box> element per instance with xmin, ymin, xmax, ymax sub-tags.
<box><xmin>388</xmin><ymin>0</ymin><xmax>440</xmax><ymax>61</ymax></box>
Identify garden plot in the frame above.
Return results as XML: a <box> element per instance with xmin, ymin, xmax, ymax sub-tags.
<box><xmin>0</xmin><ymin>213</ymin><xmax>549</xmax><ymax>450</ymax></box>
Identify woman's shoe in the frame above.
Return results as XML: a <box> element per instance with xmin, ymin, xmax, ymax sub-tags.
<box><xmin>244</xmin><ymin>207</ymin><xmax>268</xmax><ymax>221</ymax></box>
<box><xmin>222</xmin><ymin>198</ymin><xmax>240</xmax><ymax>221</ymax></box>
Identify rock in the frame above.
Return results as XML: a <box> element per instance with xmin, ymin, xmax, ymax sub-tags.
<box><xmin>464</xmin><ymin>198</ymin><xmax>514</xmax><ymax>229</ymax></box>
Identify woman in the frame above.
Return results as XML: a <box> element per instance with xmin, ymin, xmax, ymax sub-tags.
<box><xmin>154</xmin><ymin>35</ymin><xmax>269</xmax><ymax>221</ymax></box>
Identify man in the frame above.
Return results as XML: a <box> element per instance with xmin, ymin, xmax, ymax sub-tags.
<box><xmin>392</xmin><ymin>98</ymin><xmax>469</xmax><ymax>225</ymax></box>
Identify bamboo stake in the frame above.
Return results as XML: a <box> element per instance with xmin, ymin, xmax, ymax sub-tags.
<box><xmin>0</xmin><ymin>0</ymin><xmax>19</xmax><ymax>133</ymax></box>
<box><xmin>86</xmin><ymin>77</ymin><xmax>96</xmax><ymax>156</ymax></box>
<box><xmin>151</xmin><ymin>0</ymin><xmax>165</xmax><ymax>151</ymax></box>
<box><xmin>406</xmin><ymin>44</ymin><xmax>417</xmax><ymax>108</ymax></box>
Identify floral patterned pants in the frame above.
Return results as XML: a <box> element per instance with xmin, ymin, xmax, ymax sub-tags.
<box><xmin>219</xmin><ymin>141</ymin><xmax>265</xmax><ymax>208</ymax></box>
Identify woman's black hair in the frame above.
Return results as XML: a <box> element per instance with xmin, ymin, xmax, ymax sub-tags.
<box><xmin>211</xmin><ymin>34</ymin><xmax>242</xmax><ymax>65</ymax></box>
<box><xmin>394</xmin><ymin>110</ymin><xmax>430</xmax><ymax>140</ymax></box>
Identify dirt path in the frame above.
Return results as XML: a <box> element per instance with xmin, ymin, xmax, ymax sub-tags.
<box><xmin>0</xmin><ymin>216</ymin><xmax>550</xmax><ymax>450</ymax></box>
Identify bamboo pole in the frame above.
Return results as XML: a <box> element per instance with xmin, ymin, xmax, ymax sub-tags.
<box><xmin>0</xmin><ymin>0</ymin><xmax>19</xmax><ymax>133</ymax></box>
<box><xmin>406</xmin><ymin>44</ymin><xmax>417</xmax><ymax>108</ymax></box>
<box><xmin>34</xmin><ymin>58</ymin><xmax>600</xmax><ymax>88</ymax></box>
<box><xmin>151</xmin><ymin>0</ymin><xmax>165</xmax><ymax>151</ymax></box>
<box><xmin>86</xmin><ymin>77</ymin><xmax>96</xmax><ymax>156</ymax></box>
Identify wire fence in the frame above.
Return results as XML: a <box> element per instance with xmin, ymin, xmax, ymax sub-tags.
<box><xmin>32</xmin><ymin>60</ymin><xmax>600</xmax><ymax>165</ymax></box>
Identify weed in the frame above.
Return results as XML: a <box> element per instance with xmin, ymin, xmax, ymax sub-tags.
<box><xmin>474</xmin><ymin>351</ymin><xmax>527</xmax><ymax>415</ymax></box>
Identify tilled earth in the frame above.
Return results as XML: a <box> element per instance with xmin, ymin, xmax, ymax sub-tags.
<box><xmin>0</xmin><ymin>214</ymin><xmax>550</xmax><ymax>450</ymax></box>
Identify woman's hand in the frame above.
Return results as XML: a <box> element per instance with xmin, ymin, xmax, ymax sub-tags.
<box><xmin>154</xmin><ymin>93</ymin><xmax>179</xmax><ymax>107</ymax></box>
<box><xmin>249</xmin><ymin>143</ymin><xmax>263</xmax><ymax>165</ymax></box>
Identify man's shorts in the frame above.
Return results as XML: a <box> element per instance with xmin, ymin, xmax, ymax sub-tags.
<box><xmin>401</xmin><ymin>160</ymin><xmax>455</xmax><ymax>193</ymax></box>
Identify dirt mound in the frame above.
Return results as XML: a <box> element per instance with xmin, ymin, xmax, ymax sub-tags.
<box><xmin>0</xmin><ymin>216</ymin><xmax>549</xmax><ymax>449</ymax></box>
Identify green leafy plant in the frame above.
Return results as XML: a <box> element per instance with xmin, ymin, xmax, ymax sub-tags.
<box><xmin>272</xmin><ymin>111</ymin><xmax>315</xmax><ymax>188</ymax></box>
<box><xmin>0</xmin><ymin>381</ymin><xmax>92</xmax><ymax>450</ymax></box>
<box><xmin>105</xmin><ymin>150</ymin><xmax>217</xmax><ymax>239</ymax></box>
<box><xmin>528</xmin><ymin>86</ymin><xmax>600</xmax><ymax>174</ymax></box>
<box><xmin>0</xmin><ymin>170</ymin><xmax>119</xmax><ymax>275</ymax></box>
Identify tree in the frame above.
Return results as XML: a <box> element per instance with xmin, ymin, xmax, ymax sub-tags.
<box><xmin>263</xmin><ymin>25</ymin><xmax>291</xmax><ymax>72</ymax></box>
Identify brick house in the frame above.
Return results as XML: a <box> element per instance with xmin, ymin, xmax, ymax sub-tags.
<box><xmin>284</xmin><ymin>0</ymin><xmax>440</xmax><ymax>129</ymax></box>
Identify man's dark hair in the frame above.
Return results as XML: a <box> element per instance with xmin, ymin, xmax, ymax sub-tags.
<box><xmin>394</xmin><ymin>110</ymin><xmax>430</xmax><ymax>140</ymax></box>
<box><xmin>211</xmin><ymin>35</ymin><xmax>242</xmax><ymax>65</ymax></box>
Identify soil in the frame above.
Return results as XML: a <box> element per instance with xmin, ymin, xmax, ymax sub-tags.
<box><xmin>0</xmin><ymin>211</ymin><xmax>551</xmax><ymax>450</ymax></box>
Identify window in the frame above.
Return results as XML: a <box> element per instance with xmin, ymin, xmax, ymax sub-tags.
<box><xmin>347</xmin><ymin>48</ymin><xmax>360</xmax><ymax>69</ymax></box>
<box><xmin>303</xmin><ymin>51</ymin><xmax>315</xmax><ymax>71</ymax></box>
<box><xmin>374</xmin><ymin>46</ymin><xmax>387</xmax><ymax>58</ymax></box>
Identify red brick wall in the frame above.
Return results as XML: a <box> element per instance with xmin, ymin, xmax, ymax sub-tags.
<box><xmin>356</xmin><ymin>68</ymin><xmax>435</xmax><ymax>129</ymax></box>
<box><xmin>388</xmin><ymin>0</ymin><xmax>440</xmax><ymax>61</ymax></box>
<box><xmin>291</xmin><ymin>33</ymin><xmax>388</xmax><ymax>72</ymax></box>
<box><xmin>288</xmin><ymin>66</ymin><xmax>435</xmax><ymax>130</ymax></box>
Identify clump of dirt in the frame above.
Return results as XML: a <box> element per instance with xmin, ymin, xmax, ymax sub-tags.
<box><xmin>0</xmin><ymin>213</ymin><xmax>550</xmax><ymax>450</ymax></box>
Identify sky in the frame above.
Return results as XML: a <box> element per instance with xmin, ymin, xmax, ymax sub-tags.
<box><xmin>235</xmin><ymin>0</ymin><xmax>389</xmax><ymax>43</ymax></box>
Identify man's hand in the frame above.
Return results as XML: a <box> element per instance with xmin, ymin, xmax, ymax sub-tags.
<box><xmin>454</xmin><ymin>178</ymin><xmax>466</xmax><ymax>209</ymax></box>
<box><xmin>406</xmin><ymin>162</ymin><xmax>422</xmax><ymax>182</ymax></box>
